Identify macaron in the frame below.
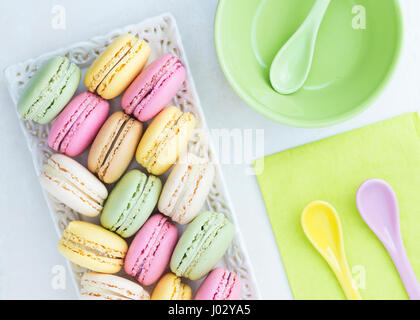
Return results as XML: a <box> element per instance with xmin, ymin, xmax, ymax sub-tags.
<box><xmin>124</xmin><ymin>214</ymin><xmax>178</xmax><ymax>286</ymax></box>
<box><xmin>136</xmin><ymin>106</ymin><xmax>195</xmax><ymax>175</ymax></box>
<box><xmin>48</xmin><ymin>91</ymin><xmax>109</xmax><ymax>157</ymax></box>
<box><xmin>88</xmin><ymin>111</ymin><xmax>143</xmax><ymax>183</ymax></box>
<box><xmin>18</xmin><ymin>56</ymin><xmax>81</xmax><ymax>124</ymax></box>
<box><xmin>194</xmin><ymin>268</ymin><xmax>241</xmax><ymax>300</ymax></box>
<box><xmin>85</xmin><ymin>34</ymin><xmax>150</xmax><ymax>99</ymax></box>
<box><xmin>170</xmin><ymin>211</ymin><xmax>234</xmax><ymax>280</ymax></box>
<box><xmin>80</xmin><ymin>272</ymin><xmax>149</xmax><ymax>300</ymax></box>
<box><xmin>122</xmin><ymin>53</ymin><xmax>186</xmax><ymax>121</ymax></box>
<box><xmin>39</xmin><ymin>154</ymin><xmax>108</xmax><ymax>217</ymax></box>
<box><xmin>101</xmin><ymin>170</ymin><xmax>162</xmax><ymax>238</ymax></box>
<box><xmin>158</xmin><ymin>153</ymin><xmax>215</xmax><ymax>224</ymax></box>
<box><xmin>151</xmin><ymin>273</ymin><xmax>191</xmax><ymax>300</ymax></box>
<box><xmin>58</xmin><ymin>221</ymin><xmax>127</xmax><ymax>273</ymax></box>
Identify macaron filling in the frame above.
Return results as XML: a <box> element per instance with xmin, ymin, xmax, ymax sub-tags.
<box><xmin>96</xmin><ymin>115</ymin><xmax>134</xmax><ymax>180</ymax></box>
<box><xmin>174</xmin><ymin>213</ymin><xmax>227</xmax><ymax>277</ymax></box>
<box><xmin>87</xmin><ymin>44</ymin><xmax>130</xmax><ymax>92</ymax></box>
<box><xmin>60</xmin><ymin>229</ymin><xmax>125</xmax><ymax>267</ymax></box>
<box><xmin>169</xmin><ymin>276</ymin><xmax>189</xmax><ymax>300</ymax></box>
<box><xmin>142</xmin><ymin>111</ymin><xmax>194</xmax><ymax>171</ymax></box>
<box><xmin>110</xmin><ymin>176</ymin><xmax>159</xmax><ymax>234</ymax></box>
<box><xmin>81</xmin><ymin>283</ymin><xmax>129</xmax><ymax>300</ymax></box>
<box><xmin>90</xmin><ymin>38</ymin><xmax>145</xmax><ymax>94</ymax></box>
<box><xmin>42</xmin><ymin>157</ymin><xmax>105</xmax><ymax>214</ymax></box>
<box><xmin>125</xmin><ymin>56</ymin><xmax>183</xmax><ymax>116</ymax></box>
<box><xmin>51</xmin><ymin>93</ymin><xmax>101</xmax><ymax>153</ymax></box>
<box><xmin>214</xmin><ymin>271</ymin><xmax>238</xmax><ymax>300</ymax></box>
<box><xmin>165</xmin><ymin>163</ymin><xmax>206</xmax><ymax>223</ymax></box>
<box><xmin>81</xmin><ymin>276</ymin><xmax>148</xmax><ymax>300</ymax></box>
<box><xmin>130</xmin><ymin>216</ymin><xmax>170</xmax><ymax>282</ymax></box>
<box><xmin>24</xmin><ymin>59</ymin><xmax>78</xmax><ymax>122</ymax></box>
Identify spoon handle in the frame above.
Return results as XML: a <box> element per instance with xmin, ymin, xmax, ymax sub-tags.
<box><xmin>325</xmin><ymin>252</ymin><xmax>362</xmax><ymax>300</ymax></box>
<box><xmin>304</xmin><ymin>0</ymin><xmax>331</xmax><ymax>30</ymax></box>
<box><xmin>388</xmin><ymin>240</ymin><xmax>420</xmax><ymax>300</ymax></box>
<box><xmin>336</xmin><ymin>263</ymin><xmax>362</xmax><ymax>300</ymax></box>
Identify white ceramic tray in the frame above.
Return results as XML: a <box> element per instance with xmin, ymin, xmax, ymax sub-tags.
<box><xmin>4</xmin><ymin>13</ymin><xmax>259</xmax><ymax>299</ymax></box>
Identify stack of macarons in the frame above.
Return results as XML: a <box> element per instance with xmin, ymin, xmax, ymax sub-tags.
<box><xmin>17</xmin><ymin>33</ymin><xmax>241</xmax><ymax>300</ymax></box>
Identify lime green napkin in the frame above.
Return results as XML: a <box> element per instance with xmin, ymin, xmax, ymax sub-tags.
<box><xmin>254</xmin><ymin>112</ymin><xmax>420</xmax><ymax>300</ymax></box>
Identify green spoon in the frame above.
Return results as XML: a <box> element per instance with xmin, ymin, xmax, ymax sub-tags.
<box><xmin>269</xmin><ymin>0</ymin><xmax>331</xmax><ymax>95</ymax></box>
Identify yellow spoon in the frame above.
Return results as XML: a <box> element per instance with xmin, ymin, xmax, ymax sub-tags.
<box><xmin>301</xmin><ymin>201</ymin><xmax>362</xmax><ymax>300</ymax></box>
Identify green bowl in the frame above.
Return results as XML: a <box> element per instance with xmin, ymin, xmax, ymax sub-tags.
<box><xmin>215</xmin><ymin>0</ymin><xmax>403</xmax><ymax>127</ymax></box>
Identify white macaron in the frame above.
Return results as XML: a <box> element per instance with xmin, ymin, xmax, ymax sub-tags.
<box><xmin>158</xmin><ymin>153</ymin><xmax>215</xmax><ymax>224</ymax></box>
<box><xmin>39</xmin><ymin>154</ymin><xmax>108</xmax><ymax>217</ymax></box>
<box><xmin>80</xmin><ymin>272</ymin><xmax>149</xmax><ymax>300</ymax></box>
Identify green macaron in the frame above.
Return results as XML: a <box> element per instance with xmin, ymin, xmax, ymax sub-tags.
<box><xmin>18</xmin><ymin>56</ymin><xmax>81</xmax><ymax>124</ymax></box>
<box><xmin>100</xmin><ymin>169</ymin><xmax>162</xmax><ymax>238</ymax></box>
<box><xmin>170</xmin><ymin>211</ymin><xmax>234</xmax><ymax>280</ymax></box>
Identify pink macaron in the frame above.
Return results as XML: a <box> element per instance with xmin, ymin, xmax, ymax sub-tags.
<box><xmin>194</xmin><ymin>268</ymin><xmax>241</xmax><ymax>300</ymax></box>
<box><xmin>48</xmin><ymin>91</ymin><xmax>109</xmax><ymax>157</ymax></box>
<box><xmin>124</xmin><ymin>214</ymin><xmax>178</xmax><ymax>286</ymax></box>
<box><xmin>121</xmin><ymin>53</ymin><xmax>186</xmax><ymax>122</ymax></box>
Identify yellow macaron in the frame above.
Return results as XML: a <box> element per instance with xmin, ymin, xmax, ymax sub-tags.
<box><xmin>85</xmin><ymin>34</ymin><xmax>150</xmax><ymax>99</ymax></box>
<box><xmin>136</xmin><ymin>106</ymin><xmax>196</xmax><ymax>175</ymax></box>
<box><xmin>151</xmin><ymin>273</ymin><xmax>192</xmax><ymax>300</ymax></box>
<box><xmin>58</xmin><ymin>221</ymin><xmax>127</xmax><ymax>273</ymax></box>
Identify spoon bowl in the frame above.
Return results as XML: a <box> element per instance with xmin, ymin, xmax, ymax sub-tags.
<box><xmin>270</xmin><ymin>0</ymin><xmax>331</xmax><ymax>94</ymax></box>
<box><xmin>356</xmin><ymin>179</ymin><xmax>400</xmax><ymax>246</ymax></box>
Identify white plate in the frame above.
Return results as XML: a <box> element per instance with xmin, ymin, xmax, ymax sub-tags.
<box><xmin>4</xmin><ymin>13</ymin><xmax>259</xmax><ymax>299</ymax></box>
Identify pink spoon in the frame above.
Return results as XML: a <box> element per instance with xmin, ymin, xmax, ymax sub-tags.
<box><xmin>356</xmin><ymin>179</ymin><xmax>420</xmax><ymax>300</ymax></box>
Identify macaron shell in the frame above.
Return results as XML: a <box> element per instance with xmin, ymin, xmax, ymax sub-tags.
<box><xmin>186</xmin><ymin>221</ymin><xmax>234</xmax><ymax>280</ymax></box>
<box><xmin>170</xmin><ymin>211</ymin><xmax>234</xmax><ymax>280</ymax></box>
<box><xmin>65</xmin><ymin>221</ymin><xmax>127</xmax><ymax>252</ymax></box>
<box><xmin>227</xmin><ymin>275</ymin><xmax>241</xmax><ymax>300</ymax></box>
<box><xmin>121</xmin><ymin>55</ymin><xmax>165</xmax><ymax>113</ymax></box>
<box><xmin>101</xmin><ymin>170</ymin><xmax>162</xmax><ymax>238</ymax></box>
<box><xmin>18</xmin><ymin>57</ymin><xmax>81</xmax><ymax>124</ymax></box>
<box><xmin>136</xmin><ymin>64</ymin><xmax>186</xmax><ymax>121</ymax></box>
<box><xmin>100</xmin><ymin>170</ymin><xmax>146</xmax><ymax>230</ymax></box>
<box><xmin>58</xmin><ymin>221</ymin><xmax>127</xmax><ymax>273</ymax></box>
<box><xmin>122</xmin><ymin>53</ymin><xmax>186</xmax><ymax>122</ymax></box>
<box><xmin>18</xmin><ymin>57</ymin><xmax>65</xmax><ymax>117</ymax></box>
<box><xmin>121</xmin><ymin>54</ymin><xmax>172</xmax><ymax>114</ymax></box>
<box><xmin>88</xmin><ymin>111</ymin><xmax>126</xmax><ymax>174</ymax></box>
<box><xmin>40</xmin><ymin>66</ymin><xmax>81</xmax><ymax>124</ymax></box>
<box><xmin>158</xmin><ymin>153</ymin><xmax>215</xmax><ymax>224</ymax></box>
<box><xmin>85</xmin><ymin>34</ymin><xmax>134</xmax><ymax>91</ymax></box>
<box><xmin>63</xmin><ymin>98</ymin><xmax>109</xmax><ymax>156</ymax></box>
<box><xmin>40</xmin><ymin>154</ymin><xmax>107</xmax><ymax>217</ymax></box>
<box><xmin>148</xmin><ymin>112</ymin><xmax>195</xmax><ymax>175</ymax></box>
<box><xmin>48</xmin><ymin>91</ymin><xmax>109</xmax><ymax>157</ymax></box>
<box><xmin>40</xmin><ymin>170</ymin><xmax>99</xmax><ymax>217</ymax></box>
<box><xmin>136</xmin><ymin>106</ymin><xmax>195</xmax><ymax>175</ymax></box>
<box><xmin>58</xmin><ymin>244</ymin><xmax>123</xmax><ymax>274</ymax></box>
<box><xmin>151</xmin><ymin>273</ymin><xmax>191</xmax><ymax>300</ymax></box>
<box><xmin>99</xmin><ymin>40</ymin><xmax>150</xmax><ymax>99</ymax></box>
<box><xmin>121</xmin><ymin>175</ymin><xmax>162</xmax><ymax>237</ymax></box>
<box><xmin>48</xmin><ymin>91</ymin><xmax>88</xmax><ymax>150</ymax></box>
<box><xmin>136</xmin><ymin>107</ymin><xmax>180</xmax><ymax>163</ymax></box>
<box><xmin>88</xmin><ymin>111</ymin><xmax>143</xmax><ymax>183</ymax></box>
<box><xmin>101</xmin><ymin>118</ymin><xmax>142</xmax><ymax>183</ymax></box>
<box><xmin>194</xmin><ymin>268</ymin><xmax>241</xmax><ymax>300</ymax></box>
<box><xmin>124</xmin><ymin>214</ymin><xmax>178</xmax><ymax>286</ymax></box>
<box><xmin>46</xmin><ymin>154</ymin><xmax>108</xmax><ymax>198</ymax></box>
<box><xmin>85</xmin><ymin>34</ymin><xmax>150</xmax><ymax>99</ymax></box>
